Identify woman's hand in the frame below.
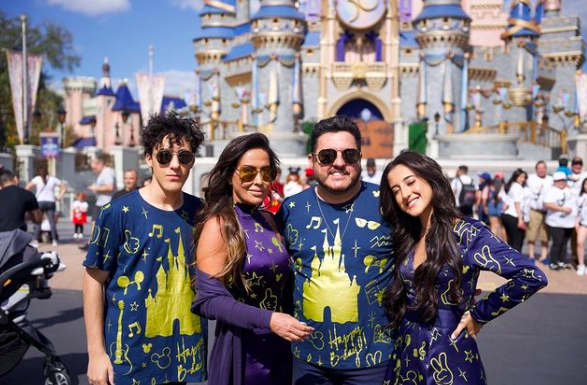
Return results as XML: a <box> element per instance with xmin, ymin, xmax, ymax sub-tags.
<box><xmin>451</xmin><ymin>311</ymin><xmax>482</xmax><ymax>340</ymax></box>
<box><xmin>269</xmin><ymin>312</ymin><xmax>314</xmax><ymax>342</ymax></box>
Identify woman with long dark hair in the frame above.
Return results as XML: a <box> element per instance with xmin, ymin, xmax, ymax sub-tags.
<box><xmin>486</xmin><ymin>173</ymin><xmax>507</xmax><ymax>241</ymax></box>
<box><xmin>500</xmin><ymin>168</ymin><xmax>527</xmax><ymax>252</ymax></box>
<box><xmin>191</xmin><ymin>133</ymin><xmax>312</xmax><ymax>385</ymax></box>
<box><xmin>379</xmin><ymin>151</ymin><xmax>547</xmax><ymax>384</ymax></box>
<box><xmin>575</xmin><ymin>178</ymin><xmax>587</xmax><ymax>275</ymax></box>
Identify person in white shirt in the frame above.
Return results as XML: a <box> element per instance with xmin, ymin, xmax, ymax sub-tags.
<box><xmin>575</xmin><ymin>178</ymin><xmax>587</xmax><ymax>276</ymax></box>
<box><xmin>361</xmin><ymin>158</ymin><xmax>383</xmax><ymax>185</ymax></box>
<box><xmin>500</xmin><ymin>168</ymin><xmax>527</xmax><ymax>252</ymax></box>
<box><xmin>525</xmin><ymin>160</ymin><xmax>554</xmax><ymax>261</ymax></box>
<box><xmin>569</xmin><ymin>157</ymin><xmax>587</xmax><ymax>266</ymax></box>
<box><xmin>543</xmin><ymin>172</ymin><xmax>578</xmax><ymax>271</ymax></box>
<box><xmin>25</xmin><ymin>164</ymin><xmax>66</xmax><ymax>246</ymax></box>
<box><xmin>451</xmin><ymin>165</ymin><xmax>476</xmax><ymax>217</ymax></box>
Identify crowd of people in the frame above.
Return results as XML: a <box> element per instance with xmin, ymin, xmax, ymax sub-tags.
<box><xmin>0</xmin><ymin>112</ymin><xmax>553</xmax><ymax>385</ymax></box>
<box><xmin>452</xmin><ymin>155</ymin><xmax>587</xmax><ymax>275</ymax></box>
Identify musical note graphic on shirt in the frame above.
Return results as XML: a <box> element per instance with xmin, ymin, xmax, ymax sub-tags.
<box><xmin>149</xmin><ymin>224</ymin><xmax>164</xmax><ymax>238</ymax></box>
<box><xmin>128</xmin><ymin>322</ymin><xmax>142</xmax><ymax>338</ymax></box>
<box><xmin>306</xmin><ymin>216</ymin><xmax>322</xmax><ymax>229</ymax></box>
<box><xmin>254</xmin><ymin>223</ymin><xmax>264</xmax><ymax>233</ymax></box>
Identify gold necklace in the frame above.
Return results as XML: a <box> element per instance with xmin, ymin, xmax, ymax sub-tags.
<box><xmin>315</xmin><ymin>187</ymin><xmax>358</xmax><ymax>240</ymax></box>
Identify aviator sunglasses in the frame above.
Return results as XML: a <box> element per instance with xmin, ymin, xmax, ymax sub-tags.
<box><xmin>155</xmin><ymin>149</ymin><xmax>195</xmax><ymax>166</ymax></box>
<box><xmin>236</xmin><ymin>165</ymin><xmax>276</xmax><ymax>183</ymax></box>
<box><xmin>313</xmin><ymin>148</ymin><xmax>361</xmax><ymax>165</ymax></box>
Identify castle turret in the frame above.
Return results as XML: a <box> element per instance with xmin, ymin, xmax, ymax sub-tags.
<box><xmin>413</xmin><ymin>0</ymin><xmax>471</xmax><ymax>135</ymax></box>
<box><xmin>251</xmin><ymin>0</ymin><xmax>307</xmax><ymax>156</ymax></box>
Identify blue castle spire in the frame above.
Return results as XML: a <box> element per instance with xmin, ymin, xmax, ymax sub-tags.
<box><xmin>501</xmin><ymin>0</ymin><xmax>540</xmax><ymax>40</ymax></box>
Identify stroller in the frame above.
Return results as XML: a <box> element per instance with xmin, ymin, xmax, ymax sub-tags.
<box><xmin>0</xmin><ymin>229</ymin><xmax>71</xmax><ymax>385</ymax></box>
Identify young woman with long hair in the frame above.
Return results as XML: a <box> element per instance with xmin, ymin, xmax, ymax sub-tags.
<box><xmin>486</xmin><ymin>174</ymin><xmax>507</xmax><ymax>241</ymax></box>
<box><xmin>500</xmin><ymin>168</ymin><xmax>527</xmax><ymax>252</ymax></box>
<box><xmin>191</xmin><ymin>133</ymin><xmax>312</xmax><ymax>385</ymax></box>
<box><xmin>379</xmin><ymin>151</ymin><xmax>547</xmax><ymax>384</ymax></box>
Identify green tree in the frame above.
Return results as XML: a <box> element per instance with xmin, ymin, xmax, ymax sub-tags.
<box><xmin>0</xmin><ymin>11</ymin><xmax>80</xmax><ymax>150</ymax></box>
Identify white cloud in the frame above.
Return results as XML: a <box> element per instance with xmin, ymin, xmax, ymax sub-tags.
<box><xmin>170</xmin><ymin>0</ymin><xmax>204</xmax><ymax>11</ymax></box>
<box><xmin>47</xmin><ymin>0</ymin><xmax>131</xmax><ymax>16</ymax></box>
<box><xmin>162</xmin><ymin>70</ymin><xmax>197</xmax><ymax>97</ymax></box>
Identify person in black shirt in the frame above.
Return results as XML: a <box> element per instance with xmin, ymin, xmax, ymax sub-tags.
<box><xmin>111</xmin><ymin>168</ymin><xmax>138</xmax><ymax>201</ymax></box>
<box><xmin>0</xmin><ymin>169</ymin><xmax>42</xmax><ymax>232</ymax></box>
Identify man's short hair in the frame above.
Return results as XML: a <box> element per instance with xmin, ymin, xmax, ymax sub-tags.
<box><xmin>310</xmin><ymin>116</ymin><xmax>362</xmax><ymax>153</ymax></box>
<box><xmin>141</xmin><ymin>111</ymin><xmax>205</xmax><ymax>156</ymax></box>
<box><xmin>0</xmin><ymin>169</ymin><xmax>15</xmax><ymax>186</ymax></box>
<box><xmin>124</xmin><ymin>168</ymin><xmax>138</xmax><ymax>176</ymax></box>
<box><xmin>458</xmin><ymin>165</ymin><xmax>468</xmax><ymax>174</ymax></box>
<box><xmin>94</xmin><ymin>153</ymin><xmax>108</xmax><ymax>164</ymax></box>
<box><xmin>535</xmin><ymin>160</ymin><xmax>546</xmax><ymax>169</ymax></box>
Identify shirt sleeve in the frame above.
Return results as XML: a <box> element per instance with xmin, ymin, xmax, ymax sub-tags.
<box><xmin>192</xmin><ymin>269</ymin><xmax>273</xmax><ymax>332</ymax></box>
<box><xmin>466</xmin><ymin>222</ymin><xmax>548</xmax><ymax>325</ymax></box>
<box><xmin>82</xmin><ymin>203</ymin><xmax>123</xmax><ymax>272</ymax></box>
<box><xmin>543</xmin><ymin>188</ymin><xmax>556</xmax><ymax>204</ymax></box>
<box><xmin>26</xmin><ymin>191</ymin><xmax>39</xmax><ymax>211</ymax></box>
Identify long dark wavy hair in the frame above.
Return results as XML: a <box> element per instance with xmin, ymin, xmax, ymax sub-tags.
<box><xmin>505</xmin><ymin>168</ymin><xmax>525</xmax><ymax>193</ymax></box>
<box><xmin>380</xmin><ymin>151</ymin><xmax>464</xmax><ymax>330</ymax></box>
<box><xmin>193</xmin><ymin>133</ymin><xmax>279</xmax><ymax>291</ymax></box>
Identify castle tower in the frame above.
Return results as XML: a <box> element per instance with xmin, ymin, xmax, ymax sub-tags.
<box><xmin>413</xmin><ymin>0</ymin><xmax>471</xmax><ymax>134</ymax></box>
<box><xmin>193</xmin><ymin>1</ymin><xmax>237</xmax><ymax>128</ymax></box>
<box><xmin>251</xmin><ymin>0</ymin><xmax>308</xmax><ymax>156</ymax></box>
<box><xmin>537</xmin><ymin>0</ymin><xmax>585</xmax><ymax>132</ymax></box>
<box><xmin>499</xmin><ymin>0</ymin><xmax>542</xmax><ymax>125</ymax></box>
<box><xmin>95</xmin><ymin>57</ymin><xmax>116</xmax><ymax>150</ymax></box>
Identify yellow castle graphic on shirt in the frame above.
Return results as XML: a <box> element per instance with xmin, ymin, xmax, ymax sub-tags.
<box><xmin>145</xmin><ymin>227</ymin><xmax>201</xmax><ymax>337</ymax></box>
<box><xmin>303</xmin><ymin>219</ymin><xmax>360</xmax><ymax>324</ymax></box>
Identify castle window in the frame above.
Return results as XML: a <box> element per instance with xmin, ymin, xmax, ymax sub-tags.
<box><xmin>405</xmin><ymin>49</ymin><xmax>412</xmax><ymax>55</ymax></box>
<box><xmin>273</xmin><ymin>18</ymin><xmax>279</xmax><ymax>24</ymax></box>
<box><xmin>222</xmin><ymin>39</ymin><xmax>227</xmax><ymax>44</ymax></box>
<box><xmin>443</xmin><ymin>17</ymin><xmax>449</xmax><ymax>23</ymax></box>
<box><xmin>307</xmin><ymin>49</ymin><xmax>314</xmax><ymax>56</ymax></box>
<box><xmin>204</xmin><ymin>39</ymin><xmax>209</xmax><ymax>44</ymax></box>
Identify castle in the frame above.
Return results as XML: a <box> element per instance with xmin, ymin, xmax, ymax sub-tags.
<box><xmin>192</xmin><ymin>0</ymin><xmax>586</xmax><ymax>159</ymax></box>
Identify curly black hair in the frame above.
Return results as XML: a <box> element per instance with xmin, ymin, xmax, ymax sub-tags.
<box><xmin>140</xmin><ymin>112</ymin><xmax>205</xmax><ymax>155</ymax></box>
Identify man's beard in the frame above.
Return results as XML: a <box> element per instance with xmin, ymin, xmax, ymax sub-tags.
<box><xmin>317</xmin><ymin>172</ymin><xmax>361</xmax><ymax>196</ymax></box>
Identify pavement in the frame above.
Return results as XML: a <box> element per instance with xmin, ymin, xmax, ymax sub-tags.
<box><xmin>1</xmin><ymin>221</ymin><xmax>586</xmax><ymax>384</ymax></box>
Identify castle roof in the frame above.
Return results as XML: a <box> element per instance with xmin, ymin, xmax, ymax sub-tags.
<box><xmin>234</xmin><ymin>22</ymin><xmax>251</xmax><ymax>36</ymax></box>
<box><xmin>223</xmin><ymin>42</ymin><xmax>255</xmax><ymax>62</ymax></box>
<box><xmin>95</xmin><ymin>85</ymin><xmax>115</xmax><ymax>97</ymax></box>
<box><xmin>72</xmin><ymin>137</ymin><xmax>97</xmax><ymax>149</ymax></box>
<box><xmin>200</xmin><ymin>0</ymin><xmax>236</xmax><ymax>14</ymax></box>
<box><xmin>251</xmin><ymin>5</ymin><xmax>305</xmax><ymax>21</ymax></box>
<box><xmin>161</xmin><ymin>96</ymin><xmax>187</xmax><ymax>113</ymax></box>
<box><xmin>79</xmin><ymin>116</ymin><xmax>96</xmax><ymax>125</ymax></box>
<box><xmin>503</xmin><ymin>0</ymin><xmax>540</xmax><ymax>38</ymax></box>
<box><xmin>194</xmin><ymin>26</ymin><xmax>235</xmax><ymax>40</ymax></box>
<box><xmin>400</xmin><ymin>30</ymin><xmax>418</xmax><ymax>47</ymax></box>
<box><xmin>112</xmin><ymin>83</ymin><xmax>140</xmax><ymax>112</ymax></box>
<box><xmin>413</xmin><ymin>4</ymin><xmax>471</xmax><ymax>23</ymax></box>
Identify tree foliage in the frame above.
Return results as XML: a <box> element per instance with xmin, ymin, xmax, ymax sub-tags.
<box><xmin>0</xmin><ymin>11</ymin><xmax>80</xmax><ymax>150</ymax></box>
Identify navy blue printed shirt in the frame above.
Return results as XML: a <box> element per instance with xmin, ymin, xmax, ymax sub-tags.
<box><xmin>276</xmin><ymin>182</ymin><xmax>394</xmax><ymax>369</ymax></box>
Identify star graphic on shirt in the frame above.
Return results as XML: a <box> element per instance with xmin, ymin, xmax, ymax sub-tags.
<box><xmin>352</xmin><ymin>240</ymin><xmax>361</xmax><ymax>258</ymax></box>
<box><xmin>343</xmin><ymin>203</ymin><xmax>354</xmax><ymax>213</ymax></box>
<box><xmin>458</xmin><ymin>367</ymin><xmax>468</xmax><ymax>381</ymax></box>
<box><xmin>449</xmin><ymin>337</ymin><xmax>459</xmax><ymax>352</ymax></box>
<box><xmin>500</xmin><ymin>293</ymin><xmax>510</xmax><ymax>302</ymax></box>
<box><xmin>246</xmin><ymin>272</ymin><xmax>264</xmax><ymax>287</ymax></box>
<box><xmin>267</xmin><ymin>248</ymin><xmax>274</xmax><ymax>254</ymax></box>
<box><xmin>464</xmin><ymin>350</ymin><xmax>475</xmax><ymax>363</ymax></box>
<box><xmin>404</xmin><ymin>356</ymin><xmax>410</xmax><ymax>367</ymax></box>
<box><xmin>142</xmin><ymin>363</ymin><xmax>147</xmax><ymax>368</ymax></box>
<box><xmin>270</xmin><ymin>263</ymin><xmax>279</xmax><ymax>273</ymax></box>
<box><xmin>504</xmin><ymin>256</ymin><xmax>515</xmax><ymax>266</ymax></box>
<box><xmin>521</xmin><ymin>284</ymin><xmax>529</xmax><ymax>291</ymax></box>
<box><xmin>254</xmin><ymin>240</ymin><xmax>265</xmax><ymax>252</ymax></box>
<box><xmin>142</xmin><ymin>250</ymin><xmax>149</xmax><ymax>262</ymax></box>
<box><xmin>107</xmin><ymin>319</ymin><xmax>112</xmax><ymax>334</ymax></box>
<box><xmin>317</xmin><ymin>356</ymin><xmax>323</xmax><ymax>366</ymax></box>
<box><xmin>288</xmin><ymin>201</ymin><xmax>296</xmax><ymax>209</ymax></box>
<box><xmin>305</xmin><ymin>201</ymin><xmax>311</xmax><ymax>212</ymax></box>
<box><xmin>103</xmin><ymin>250</ymin><xmax>112</xmax><ymax>262</ymax></box>
<box><xmin>141</xmin><ymin>207</ymin><xmax>148</xmax><ymax>219</ymax></box>
<box><xmin>130</xmin><ymin>302</ymin><xmax>139</xmax><ymax>311</ymax></box>
<box><xmin>246</xmin><ymin>253</ymin><xmax>253</xmax><ymax>264</ymax></box>
<box><xmin>250</xmin><ymin>293</ymin><xmax>257</xmax><ymax>299</ymax></box>
<box><xmin>122</xmin><ymin>206</ymin><xmax>129</xmax><ymax>213</ymax></box>
<box><xmin>368</xmin><ymin>312</ymin><xmax>376</xmax><ymax>328</ymax></box>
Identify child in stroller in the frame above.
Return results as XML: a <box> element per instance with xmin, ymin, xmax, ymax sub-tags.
<box><xmin>0</xmin><ymin>229</ymin><xmax>70</xmax><ymax>385</ymax></box>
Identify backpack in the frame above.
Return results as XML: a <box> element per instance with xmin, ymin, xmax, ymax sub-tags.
<box><xmin>458</xmin><ymin>177</ymin><xmax>476</xmax><ymax>211</ymax></box>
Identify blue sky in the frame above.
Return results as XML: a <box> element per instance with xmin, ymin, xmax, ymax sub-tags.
<box><xmin>1</xmin><ymin>0</ymin><xmax>586</xmax><ymax>98</ymax></box>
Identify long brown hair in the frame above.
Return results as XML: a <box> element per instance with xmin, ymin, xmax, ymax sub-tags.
<box><xmin>193</xmin><ymin>133</ymin><xmax>279</xmax><ymax>291</ymax></box>
<box><xmin>379</xmin><ymin>151</ymin><xmax>464</xmax><ymax>329</ymax></box>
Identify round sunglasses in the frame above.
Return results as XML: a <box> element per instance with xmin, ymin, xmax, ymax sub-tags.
<box><xmin>235</xmin><ymin>165</ymin><xmax>276</xmax><ymax>183</ymax></box>
<box><xmin>313</xmin><ymin>148</ymin><xmax>361</xmax><ymax>165</ymax></box>
<box><xmin>155</xmin><ymin>149</ymin><xmax>195</xmax><ymax>166</ymax></box>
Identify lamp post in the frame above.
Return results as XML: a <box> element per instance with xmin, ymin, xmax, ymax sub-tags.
<box><xmin>122</xmin><ymin>109</ymin><xmax>134</xmax><ymax>147</ymax></box>
<box><xmin>434</xmin><ymin>112</ymin><xmax>441</xmax><ymax>136</ymax></box>
<box><xmin>57</xmin><ymin>106</ymin><xmax>66</xmax><ymax>148</ymax></box>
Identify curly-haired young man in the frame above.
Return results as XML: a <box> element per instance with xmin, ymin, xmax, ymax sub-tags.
<box><xmin>82</xmin><ymin>112</ymin><xmax>208</xmax><ymax>385</ymax></box>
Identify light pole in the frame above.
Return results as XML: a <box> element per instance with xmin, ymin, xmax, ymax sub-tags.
<box><xmin>434</xmin><ymin>112</ymin><xmax>441</xmax><ymax>136</ymax></box>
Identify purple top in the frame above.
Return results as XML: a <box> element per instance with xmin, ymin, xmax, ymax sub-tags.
<box><xmin>192</xmin><ymin>204</ymin><xmax>292</xmax><ymax>385</ymax></box>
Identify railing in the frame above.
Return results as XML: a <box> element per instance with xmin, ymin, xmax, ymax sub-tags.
<box><xmin>467</xmin><ymin>121</ymin><xmax>566</xmax><ymax>153</ymax></box>
<box><xmin>199</xmin><ymin>120</ymin><xmax>258</xmax><ymax>141</ymax></box>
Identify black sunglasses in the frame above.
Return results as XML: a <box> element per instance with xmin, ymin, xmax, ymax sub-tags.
<box><xmin>236</xmin><ymin>165</ymin><xmax>276</xmax><ymax>183</ymax></box>
<box><xmin>313</xmin><ymin>148</ymin><xmax>361</xmax><ymax>165</ymax></box>
<box><xmin>155</xmin><ymin>149</ymin><xmax>195</xmax><ymax>166</ymax></box>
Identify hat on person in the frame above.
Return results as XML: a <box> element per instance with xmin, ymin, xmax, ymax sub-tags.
<box><xmin>366</xmin><ymin>158</ymin><xmax>376</xmax><ymax>167</ymax></box>
<box><xmin>288</xmin><ymin>167</ymin><xmax>300</xmax><ymax>174</ymax></box>
<box><xmin>494</xmin><ymin>171</ymin><xmax>504</xmax><ymax>179</ymax></box>
<box><xmin>478</xmin><ymin>172</ymin><xmax>491</xmax><ymax>181</ymax></box>
<box><xmin>553</xmin><ymin>171</ymin><xmax>567</xmax><ymax>181</ymax></box>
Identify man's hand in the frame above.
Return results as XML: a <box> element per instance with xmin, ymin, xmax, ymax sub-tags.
<box><xmin>451</xmin><ymin>311</ymin><xmax>482</xmax><ymax>340</ymax></box>
<box><xmin>87</xmin><ymin>351</ymin><xmax>114</xmax><ymax>385</ymax></box>
<box><xmin>269</xmin><ymin>312</ymin><xmax>314</xmax><ymax>342</ymax></box>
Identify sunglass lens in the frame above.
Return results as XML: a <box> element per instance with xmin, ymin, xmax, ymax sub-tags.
<box><xmin>318</xmin><ymin>149</ymin><xmax>337</xmax><ymax>165</ymax></box>
<box><xmin>261</xmin><ymin>167</ymin><xmax>274</xmax><ymax>182</ymax></box>
<box><xmin>239</xmin><ymin>167</ymin><xmax>257</xmax><ymax>183</ymax></box>
<box><xmin>178</xmin><ymin>151</ymin><xmax>195</xmax><ymax>165</ymax></box>
<box><xmin>156</xmin><ymin>150</ymin><xmax>172</xmax><ymax>165</ymax></box>
<box><xmin>343</xmin><ymin>149</ymin><xmax>360</xmax><ymax>163</ymax></box>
